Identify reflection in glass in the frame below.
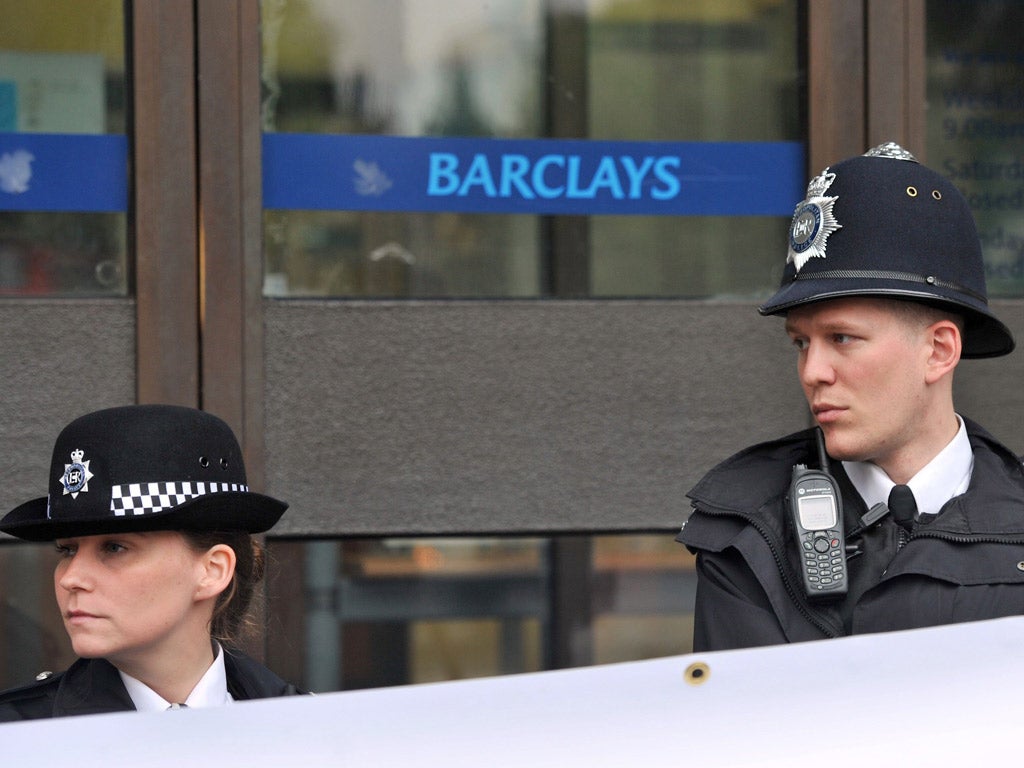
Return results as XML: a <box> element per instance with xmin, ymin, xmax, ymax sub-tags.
<box><xmin>927</xmin><ymin>0</ymin><xmax>1024</xmax><ymax>298</ymax></box>
<box><xmin>266</xmin><ymin>534</ymin><xmax>696</xmax><ymax>694</ymax></box>
<box><xmin>591</xmin><ymin>534</ymin><xmax>695</xmax><ymax>664</ymax></box>
<box><xmin>0</xmin><ymin>212</ymin><xmax>126</xmax><ymax>295</ymax></box>
<box><xmin>260</xmin><ymin>0</ymin><xmax>802</xmax><ymax>299</ymax></box>
<box><xmin>0</xmin><ymin>542</ymin><xmax>74</xmax><ymax>690</ymax></box>
<box><xmin>261</xmin><ymin>0</ymin><xmax>545</xmax><ymax>299</ymax></box>
<box><xmin>588</xmin><ymin>2</ymin><xmax>799</xmax><ymax>298</ymax></box>
<box><xmin>0</xmin><ymin>1</ymin><xmax>128</xmax><ymax>296</ymax></box>
<box><xmin>264</xmin><ymin>209</ymin><xmax>541</xmax><ymax>297</ymax></box>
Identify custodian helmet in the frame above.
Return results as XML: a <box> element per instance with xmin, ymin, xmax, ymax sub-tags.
<box><xmin>759</xmin><ymin>142</ymin><xmax>1014</xmax><ymax>358</ymax></box>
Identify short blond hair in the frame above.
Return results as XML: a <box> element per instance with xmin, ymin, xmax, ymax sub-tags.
<box><xmin>881</xmin><ymin>297</ymin><xmax>965</xmax><ymax>336</ymax></box>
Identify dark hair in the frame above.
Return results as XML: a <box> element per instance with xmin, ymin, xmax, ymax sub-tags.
<box><xmin>179</xmin><ymin>531</ymin><xmax>266</xmax><ymax>645</ymax></box>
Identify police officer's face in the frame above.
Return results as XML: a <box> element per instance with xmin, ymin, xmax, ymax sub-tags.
<box><xmin>785</xmin><ymin>297</ymin><xmax>959</xmax><ymax>480</ymax></box>
<box><xmin>53</xmin><ymin>531</ymin><xmax>215</xmax><ymax>672</ymax></box>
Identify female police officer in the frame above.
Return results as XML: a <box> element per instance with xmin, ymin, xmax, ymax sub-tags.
<box><xmin>677</xmin><ymin>143</ymin><xmax>1024</xmax><ymax>651</ymax></box>
<box><xmin>0</xmin><ymin>405</ymin><xmax>303</xmax><ymax>718</ymax></box>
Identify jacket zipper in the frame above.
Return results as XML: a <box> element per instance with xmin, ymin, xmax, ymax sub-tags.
<box><xmin>691</xmin><ymin>502</ymin><xmax>843</xmax><ymax>639</ymax></box>
<box><xmin>897</xmin><ymin>527</ymin><xmax>909</xmax><ymax>551</ymax></box>
<box><xmin>903</xmin><ymin>529</ymin><xmax>1024</xmax><ymax>547</ymax></box>
<box><xmin>882</xmin><ymin>528</ymin><xmax>1024</xmax><ymax>580</ymax></box>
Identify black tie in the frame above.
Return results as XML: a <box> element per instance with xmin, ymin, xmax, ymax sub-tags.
<box><xmin>888</xmin><ymin>484</ymin><xmax>917</xmax><ymax>532</ymax></box>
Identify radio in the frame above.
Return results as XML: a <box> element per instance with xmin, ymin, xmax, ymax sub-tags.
<box><xmin>789</xmin><ymin>429</ymin><xmax>848</xmax><ymax>601</ymax></box>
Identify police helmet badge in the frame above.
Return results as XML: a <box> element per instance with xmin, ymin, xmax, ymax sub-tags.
<box><xmin>787</xmin><ymin>168</ymin><xmax>842</xmax><ymax>273</ymax></box>
<box><xmin>863</xmin><ymin>141</ymin><xmax>917</xmax><ymax>162</ymax></box>
<box><xmin>61</xmin><ymin>448</ymin><xmax>94</xmax><ymax>499</ymax></box>
<box><xmin>59</xmin><ymin>450</ymin><xmax>93</xmax><ymax>499</ymax></box>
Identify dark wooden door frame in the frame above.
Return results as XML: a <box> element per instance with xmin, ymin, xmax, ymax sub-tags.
<box><xmin>132</xmin><ymin>0</ymin><xmax>200</xmax><ymax>408</ymax></box>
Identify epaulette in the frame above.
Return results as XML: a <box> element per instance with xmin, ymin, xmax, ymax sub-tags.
<box><xmin>0</xmin><ymin>670</ymin><xmax>62</xmax><ymax>703</ymax></box>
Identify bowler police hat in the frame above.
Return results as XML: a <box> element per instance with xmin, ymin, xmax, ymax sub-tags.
<box><xmin>760</xmin><ymin>142</ymin><xmax>1014</xmax><ymax>358</ymax></box>
<box><xmin>0</xmin><ymin>405</ymin><xmax>288</xmax><ymax>541</ymax></box>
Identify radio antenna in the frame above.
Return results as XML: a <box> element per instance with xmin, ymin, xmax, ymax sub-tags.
<box><xmin>815</xmin><ymin>427</ymin><xmax>830</xmax><ymax>471</ymax></box>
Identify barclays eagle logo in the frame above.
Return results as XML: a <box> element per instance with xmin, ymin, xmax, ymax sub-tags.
<box><xmin>353</xmin><ymin>159</ymin><xmax>392</xmax><ymax>197</ymax></box>
<box><xmin>0</xmin><ymin>148</ymin><xmax>33</xmax><ymax>194</ymax></box>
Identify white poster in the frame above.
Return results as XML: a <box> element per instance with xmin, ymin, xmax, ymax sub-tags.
<box><xmin>0</xmin><ymin>50</ymin><xmax>105</xmax><ymax>133</ymax></box>
<box><xmin>2</xmin><ymin>616</ymin><xmax>1021</xmax><ymax>766</ymax></box>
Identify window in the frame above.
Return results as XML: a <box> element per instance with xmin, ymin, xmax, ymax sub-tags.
<box><xmin>265</xmin><ymin>535</ymin><xmax>696</xmax><ymax>693</ymax></box>
<box><xmin>0</xmin><ymin>0</ymin><xmax>128</xmax><ymax>296</ymax></box>
<box><xmin>260</xmin><ymin>0</ymin><xmax>802</xmax><ymax>299</ymax></box>
<box><xmin>927</xmin><ymin>0</ymin><xmax>1024</xmax><ymax>298</ymax></box>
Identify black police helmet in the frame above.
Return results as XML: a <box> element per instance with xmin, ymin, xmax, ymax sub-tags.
<box><xmin>760</xmin><ymin>142</ymin><xmax>1014</xmax><ymax>358</ymax></box>
<box><xmin>0</xmin><ymin>405</ymin><xmax>288</xmax><ymax>541</ymax></box>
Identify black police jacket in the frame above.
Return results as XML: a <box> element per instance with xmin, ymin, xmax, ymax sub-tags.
<box><xmin>677</xmin><ymin>418</ymin><xmax>1024</xmax><ymax>652</ymax></box>
<box><xmin>0</xmin><ymin>649</ymin><xmax>303</xmax><ymax>721</ymax></box>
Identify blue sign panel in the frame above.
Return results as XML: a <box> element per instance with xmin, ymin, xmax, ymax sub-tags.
<box><xmin>0</xmin><ymin>132</ymin><xmax>128</xmax><ymax>212</ymax></box>
<box><xmin>263</xmin><ymin>134</ymin><xmax>804</xmax><ymax>217</ymax></box>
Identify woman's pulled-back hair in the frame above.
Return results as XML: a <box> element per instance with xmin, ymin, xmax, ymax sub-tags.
<box><xmin>179</xmin><ymin>530</ymin><xmax>266</xmax><ymax>646</ymax></box>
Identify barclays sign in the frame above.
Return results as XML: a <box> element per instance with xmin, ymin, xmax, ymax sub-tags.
<box><xmin>263</xmin><ymin>134</ymin><xmax>803</xmax><ymax>217</ymax></box>
<box><xmin>426</xmin><ymin>152</ymin><xmax>683</xmax><ymax>203</ymax></box>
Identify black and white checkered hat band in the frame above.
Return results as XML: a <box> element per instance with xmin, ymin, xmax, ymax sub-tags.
<box><xmin>110</xmin><ymin>481</ymin><xmax>248</xmax><ymax>517</ymax></box>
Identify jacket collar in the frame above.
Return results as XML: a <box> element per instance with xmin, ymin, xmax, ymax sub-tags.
<box><xmin>223</xmin><ymin>648</ymin><xmax>302</xmax><ymax>699</ymax></box>
<box><xmin>50</xmin><ymin>649</ymin><xmax>301</xmax><ymax>717</ymax></box>
<box><xmin>53</xmin><ymin>658</ymin><xmax>135</xmax><ymax>717</ymax></box>
<box><xmin>921</xmin><ymin>417</ymin><xmax>1024</xmax><ymax>536</ymax></box>
<box><xmin>687</xmin><ymin>418</ymin><xmax>1024</xmax><ymax>535</ymax></box>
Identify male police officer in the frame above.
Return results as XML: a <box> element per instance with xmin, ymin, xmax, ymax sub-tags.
<box><xmin>676</xmin><ymin>142</ymin><xmax>1024</xmax><ymax>651</ymax></box>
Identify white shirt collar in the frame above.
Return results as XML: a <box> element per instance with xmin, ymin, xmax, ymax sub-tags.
<box><xmin>119</xmin><ymin>642</ymin><xmax>235</xmax><ymax>712</ymax></box>
<box><xmin>843</xmin><ymin>414</ymin><xmax>973</xmax><ymax>518</ymax></box>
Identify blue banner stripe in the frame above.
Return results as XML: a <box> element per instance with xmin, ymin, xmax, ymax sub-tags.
<box><xmin>0</xmin><ymin>132</ymin><xmax>128</xmax><ymax>212</ymax></box>
<box><xmin>263</xmin><ymin>134</ymin><xmax>804</xmax><ymax>217</ymax></box>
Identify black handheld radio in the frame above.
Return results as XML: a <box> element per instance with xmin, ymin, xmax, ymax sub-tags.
<box><xmin>789</xmin><ymin>428</ymin><xmax>847</xmax><ymax>601</ymax></box>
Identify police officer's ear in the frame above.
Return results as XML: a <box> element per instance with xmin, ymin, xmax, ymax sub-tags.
<box><xmin>194</xmin><ymin>544</ymin><xmax>237</xmax><ymax>602</ymax></box>
<box><xmin>924</xmin><ymin>319</ymin><xmax>962</xmax><ymax>384</ymax></box>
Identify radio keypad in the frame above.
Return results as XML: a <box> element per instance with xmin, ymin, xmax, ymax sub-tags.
<box><xmin>802</xmin><ymin>530</ymin><xmax>845</xmax><ymax>587</ymax></box>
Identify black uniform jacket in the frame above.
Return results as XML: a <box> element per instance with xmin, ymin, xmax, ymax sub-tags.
<box><xmin>677</xmin><ymin>418</ymin><xmax>1024</xmax><ymax>652</ymax></box>
<box><xmin>0</xmin><ymin>649</ymin><xmax>304</xmax><ymax>721</ymax></box>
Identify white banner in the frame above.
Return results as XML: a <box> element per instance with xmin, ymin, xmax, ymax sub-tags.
<box><xmin>4</xmin><ymin>616</ymin><xmax>1022</xmax><ymax>766</ymax></box>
